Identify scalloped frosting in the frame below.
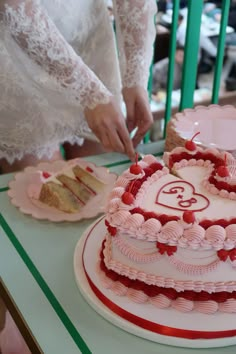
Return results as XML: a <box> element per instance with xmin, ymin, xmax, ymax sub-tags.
<box><xmin>106</xmin><ymin>152</ymin><xmax>236</xmax><ymax>250</ymax></box>
<box><xmin>103</xmin><ymin>236</ymin><xmax>236</xmax><ymax>293</ymax></box>
<box><xmin>98</xmin><ymin>266</ymin><xmax>236</xmax><ymax>314</ymax></box>
<box><xmin>99</xmin><ymin>241</ymin><xmax>236</xmax><ymax>314</ymax></box>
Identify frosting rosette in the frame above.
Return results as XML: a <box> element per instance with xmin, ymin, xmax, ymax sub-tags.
<box><xmin>205</xmin><ymin>226</ymin><xmax>226</xmax><ymax>248</ymax></box>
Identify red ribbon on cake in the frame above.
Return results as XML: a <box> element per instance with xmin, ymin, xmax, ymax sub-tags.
<box><xmin>82</xmin><ymin>219</ymin><xmax>236</xmax><ymax>340</ymax></box>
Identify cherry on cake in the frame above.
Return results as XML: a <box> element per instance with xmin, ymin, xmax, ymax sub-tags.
<box><xmin>38</xmin><ymin>163</ymin><xmax>105</xmax><ymax>213</ymax></box>
<box><xmin>98</xmin><ymin>143</ymin><xmax>236</xmax><ymax>315</ymax></box>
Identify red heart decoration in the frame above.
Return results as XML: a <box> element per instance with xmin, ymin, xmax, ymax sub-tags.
<box><xmin>156</xmin><ymin>180</ymin><xmax>210</xmax><ymax>212</ymax></box>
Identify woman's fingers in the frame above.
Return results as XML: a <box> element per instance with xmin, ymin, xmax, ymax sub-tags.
<box><xmin>84</xmin><ymin>99</ymin><xmax>135</xmax><ymax>160</ymax></box>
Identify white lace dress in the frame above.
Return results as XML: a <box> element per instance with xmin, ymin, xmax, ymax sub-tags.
<box><xmin>0</xmin><ymin>0</ymin><xmax>157</xmax><ymax>163</ymax></box>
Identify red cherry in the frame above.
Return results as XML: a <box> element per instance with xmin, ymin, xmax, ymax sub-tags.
<box><xmin>217</xmin><ymin>165</ymin><xmax>229</xmax><ymax>178</ymax></box>
<box><xmin>183</xmin><ymin>211</ymin><xmax>195</xmax><ymax>224</ymax></box>
<box><xmin>185</xmin><ymin>140</ymin><xmax>197</xmax><ymax>151</ymax></box>
<box><xmin>184</xmin><ymin>132</ymin><xmax>200</xmax><ymax>152</ymax></box>
<box><xmin>42</xmin><ymin>172</ymin><xmax>51</xmax><ymax>178</ymax></box>
<box><xmin>121</xmin><ymin>192</ymin><xmax>134</xmax><ymax>205</ymax></box>
<box><xmin>130</xmin><ymin>164</ymin><xmax>142</xmax><ymax>175</ymax></box>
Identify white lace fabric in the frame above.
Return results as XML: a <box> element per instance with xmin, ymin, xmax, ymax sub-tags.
<box><xmin>114</xmin><ymin>0</ymin><xmax>157</xmax><ymax>89</ymax></box>
<box><xmin>0</xmin><ymin>0</ymin><xmax>157</xmax><ymax>163</ymax></box>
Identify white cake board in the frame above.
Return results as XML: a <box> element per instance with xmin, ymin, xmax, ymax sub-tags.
<box><xmin>74</xmin><ymin>217</ymin><xmax>236</xmax><ymax>348</ymax></box>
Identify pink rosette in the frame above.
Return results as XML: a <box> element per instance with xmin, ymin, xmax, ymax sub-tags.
<box><xmin>171</xmin><ymin>298</ymin><xmax>194</xmax><ymax>312</ymax></box>
<box><xmin>226</xmin><ymin>224</ymin><xmax>236</xmax><ymax>243</ymax></box>
<box><xmin>140</xmin><ymin>219</ymin><xmax>162</xmax><ymax>237</ymax></box>
<box><xmin>158</xmin><ymin>221</ymin><xmax>183</xmax><ymax>243</ymax></box>
<box><xmin>108</xmin><ymin>187</ymin><xmax>124</xmax><ymax>199</ymax></box>
<box><xmin>208</xmin><ymin>185</ymin><xmax>219</xmax><ymax>195</ymax></box>
<box><xmin>188</xmin><ymin>159</ymin><xmax>197</xmax><ymax>166</ymax></box>
<box><xmin>149</xmin><ymin>294</ymin><xmax>171</xmax><ymax>309</ymax></box>
<box><xmin>123</xmin><ymin>213</ymin><xmax>145</xmax><ymax>231</ymax></box>
<box><xmin>127</xmin><ymin>289</ymin><xmax>148</xmax><ymax>304</ymax></box>
<box><xmin>219</xmin><ymin>299</ymin><xmax>236</xmax><ymax>313</ymax></box>
<box><xmin>108</xmin><ymin>198</ymin><xmax>122</xmax><ymax>213</ymax></box>
<box><xmin>183</xmin><ymin>224</ymin><xmax>205</xmax><ymax>246</ymax></box>
<box><xmin>196</xmin><ymin>159</ymin><xmax>204</xmax><ymax>166</ymax></box>
<box><xmin>205</xmin><ymin>225</ymin><xmax>226</xmax><ymax>248</ymax></box>
<box><xmin>122</xmin><ymin>170</ymin><xmax>145</xmax><ymax>181</ymax></box>
<box><xmin>110</xmin><ymin>281</ymin><xmax>128</xmax><ymax>296</ymax></box>
<box><xmin>115</xmin><ymin>177</ymin><xmax>129</xmax><ymax>188</ymax></box>
<box><xmin>229</xmin><ymin>192</ymin><xmax>236</xmax><ymax>200</ymax></box>
<box><xmin>110</xmin><ymin>210</ymin><xmax>130</xmax><ymax>226</ymax></box>
<box><xmin>219</xmin><ymin>190</ymin><xmax>229</xmax><ymax>198</ymax></box>
<box><xmin>194</xmin><ymin>300</ymin><xmax>218</xmax><ymax>314</ymax></box>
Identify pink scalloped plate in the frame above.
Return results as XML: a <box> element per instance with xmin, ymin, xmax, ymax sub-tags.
<box><xmin>8</xmin><ymin>159</ymin><xmax>117</xmax><ymax>222</ymax></box>
<box><xmin>174</xmin><ymin>105</ymin><xmax>236</xmax><ymax>155</ymax></box>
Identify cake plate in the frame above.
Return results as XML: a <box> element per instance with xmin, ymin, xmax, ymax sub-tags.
<box><xmin>8</xmin><ymin>159</ymin><xmax>117</xmax><ymax>222</ymax></box>
<box><xmin>74</xmin><ymin>217</ymin><xmax>236</xmax><ymax>349</ymax></box>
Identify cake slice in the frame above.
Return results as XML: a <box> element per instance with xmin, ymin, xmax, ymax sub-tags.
<box><xmin>39</xmin><ymin>182</ymin><xmax>82</xmax><ymax>213</ymax></box>
<box><xmin>73</xmin><ymin>165</ymin><xmax>105</xmax><ymax>194</ymax></box>
<box><xmin>56</xmin><ymin>174</ymin><xmax>93</xmax><ymax>204</ymax></box>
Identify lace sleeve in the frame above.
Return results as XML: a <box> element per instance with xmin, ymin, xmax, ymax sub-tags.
<box><xmin>113</xmin><ymin>0</ymin><xmax>157</xmax><ymax>89</ymax></box>
<box><xmin>0</xmin><ymin>0</ymin><xmax>112</xmax><ymax>110</ymax></box>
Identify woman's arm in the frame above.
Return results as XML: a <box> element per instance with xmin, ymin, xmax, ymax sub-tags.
<box><xmin>112</xmin><ymin>0</ymin><xmax>157</xmax><ymax>89</ymax></box>
<box><xmin>0</xmin><ymin>0</ymin><xmax>112</xmax><ymax>110</ymax></box>
<box><xmin>0</xmin><ymin>0</ymin><xmax>135</xmax><ymax>158</ymax></box>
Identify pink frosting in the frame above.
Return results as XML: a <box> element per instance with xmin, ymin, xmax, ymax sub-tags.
<box><xmin>218</xmin><ymin>299</ymin><xmax>236</xmax><ymax>313</ymax></box>
<box><xmin>171</xmin><ymin>298</ymin><xmax>194</xmax><ymax>312</ymax></box>
<box><xmin>106</xmin><ymin>152</ymin><xmax>236</xmax><ymax>251</ymax></box>
<box><xmin>140</xmin><ymin>219</ymin><xmax>162</xmax><ymax>236</ymax></box>
<box><xmin>226</xmin><ymin>225</ymin><xmax>236</xmax><ymax>242</ymax></box>
<box><xmin>108</xmin><ymin>196</ymin><xmax>122</xmax><ymax>208</ymax></box>
<box><xmin>122</xmin><ymin>170</ymin><xmax>145</xmax><ymax>181</ymax></box>
<box><xmin>123</xmin><ymin>213</ymin><xmax>145</xmax><ymax>230</ymax></box>
<box><xmin>194</xmin><ymin>300</ymin><xmax>218</xmax><ymax>314</ymax></box>
<box><xmin>104</xmin><ymin>236</ymin><xmax>236</xmax><ymax>292</ymax></box>
<box><xmin>109</xmin><ymin>210</ymin><xmax>130</xmax><ymax>226</ymax></box>
<box><xmin>182</xmin><ymin>224</ymin><xmax>205</xmax><ymax>245</ymax></box>
<box><xmin>111</xmin><ymin>281</ymin><xmax>127</xmax><ymax>296</ymax></box>
<box><xmin>158</xmin><ymin>221</ymin><xmax>183</xmax><ymax>243</ymax></box>
<box><xmin>205</xmin><ymin>225</ymin><xmax>226</xmax><ymax>247</ymax></box>
<box><xmin>113</xmin><ymin>236</ymin><xmax>162</xmax><ymax>263</ymax></box>
<box><xmin>168</xmin><ymin>255</ymin><xmax>220</xmax><ymax>276</ymax></box>
<box><xmin>98</xmin><ymin>263</ymin><xmax>236</xmax><ymax>314</ymax></box>
<box><xmin>127</xmin><ymin>289</ymin><xmax>148</xmax><ymax>304</ymax></box>
<box><xmin>150</xmin><ymin>294</ymin><xmax>171</xmax><ymax>308</ymax></box>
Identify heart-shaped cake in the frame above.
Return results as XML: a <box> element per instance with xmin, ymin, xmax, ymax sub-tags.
<box><xmin>100</xmin><ymin>143</ymin><xmax>236</xmax><ymax>315</ymax></box>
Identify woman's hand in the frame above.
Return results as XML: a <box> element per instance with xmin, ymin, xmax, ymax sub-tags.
<box><xmin>122</xmin><ymin>86</ymin><xmax>153</xmax><ymax>147</ymax></box>
<box><xmin>84</xmin><ymin>98</ymin><xmax>135</xmax><ymax>161</ymax></box>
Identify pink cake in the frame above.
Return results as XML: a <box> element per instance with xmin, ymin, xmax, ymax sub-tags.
<box><xmin>99</xmin><ymin>139</ymin><xmax>236</xmax><ymax>315</ymax></box>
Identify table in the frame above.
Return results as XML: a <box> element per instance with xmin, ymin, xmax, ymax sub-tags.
<box><xmin>1</xmin><ymin>141</ymin><xmax>236</xmax><ymax>354</ymax></box>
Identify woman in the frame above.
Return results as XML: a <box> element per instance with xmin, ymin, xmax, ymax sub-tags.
<box><xmin>0</xmin><ymin>0</ymin><xmax>157</xmax><ymax>173</ymax></box>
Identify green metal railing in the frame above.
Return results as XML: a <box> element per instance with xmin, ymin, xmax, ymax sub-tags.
<box><xmin>157</xmin><ymin>0</ymin><xmax>231</xmax><ymax>138</ymax></box>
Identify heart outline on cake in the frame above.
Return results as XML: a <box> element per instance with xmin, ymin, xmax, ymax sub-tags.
<box><xmin>156</xmin><ymin>180</ymin><xmax>210</xmax><ymax>212</ymax></box>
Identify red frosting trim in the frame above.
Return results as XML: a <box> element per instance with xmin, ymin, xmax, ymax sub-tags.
<box><xmin>105</xmin><ymin>220</ymin><xmax>117</xmax><ymax>236</ymax></box>
<box><xmin>170</xmin><ymin>151</ymin><xmax>236</xmax><ymax>193</ymax></box>
<box><xmin>156</xmin><ymin>242</ymin><xmax>177</xmax><ymax>256</ymax></box>
<box><xmin>122</xmin><ymin>155</ymin><xmax>236</xmax><ymax>229</ymax></box>
<box><xmin>218</xmin><ymin>249</ymin><xmax>236</xmax><ymax>262</ymax></box>
<box><xmin>100</xmin><ymin>240</ymin><xmax>236</xmax><ymax>304</ymax></box>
